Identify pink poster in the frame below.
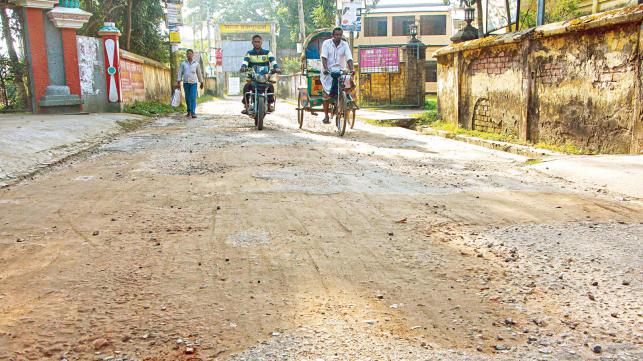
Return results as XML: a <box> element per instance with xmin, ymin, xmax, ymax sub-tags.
<box><xmin>359</xmin><ymin>47</ymin><xmax>400</xmax><ymax>73</ymax></box>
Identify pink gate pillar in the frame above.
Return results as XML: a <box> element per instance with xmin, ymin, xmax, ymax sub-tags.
<box><xmin>11</xmin><ymin>0</ymin><xmax>58</xmax><ymax>112</ymax></box>
<box><xmin>98</xmin><ymin>23</ymin><xmax>122</xmax><ymax>103</ymax></box>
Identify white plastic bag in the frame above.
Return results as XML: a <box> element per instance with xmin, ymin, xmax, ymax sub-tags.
<box><xmin>171</xmin><ymin>88</ymin><xmax>181</xmax><ymax>107</ymax></box>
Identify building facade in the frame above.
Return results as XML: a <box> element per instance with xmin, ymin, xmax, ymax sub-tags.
<box><xmin>353</xmin><ymin>0</ymin><xmax>454</xmax><ymax>93</ymax></box>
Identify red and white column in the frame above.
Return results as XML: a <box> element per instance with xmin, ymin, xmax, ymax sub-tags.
<box><xmin>97</xmin><ymin>23</ymin><xmax>122</xmax><ymax>103</ymax></box>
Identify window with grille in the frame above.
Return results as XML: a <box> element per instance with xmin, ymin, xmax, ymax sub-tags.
<box><xmin>365</xmin><ymin>17</ymin><xmax>388</xmax><ymax>37</ymax></box>
<box><xmin>420</xmin><ymin>15</ymin><xmax>447</xmax><ymax>35</ymax></box>
<box><xmin>393</xmin><ymin>16</ymin><xmax>415</xmax><ymax>36</ymax></box>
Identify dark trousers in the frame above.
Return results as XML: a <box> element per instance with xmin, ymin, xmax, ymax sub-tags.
<box><xmin>242</xmin><ymin>82</ymin><xmax>275</xmax><ymax>105</ymax></box>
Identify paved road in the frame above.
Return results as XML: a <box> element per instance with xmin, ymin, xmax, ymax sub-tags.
<box><xmin>0</xmin><ymin>98</ymin><xmax>641</xmax><ymax>360</ymax></box>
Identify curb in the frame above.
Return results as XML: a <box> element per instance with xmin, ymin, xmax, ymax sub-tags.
<box><xmin>357</xmin><ymin>116</ymin><xmax>418</xmax><ymax>129</ymax></box>
<box><xmin>417</xmin><ymin>126</ymin><xmax>561</xmax><ymax>158</ymax></box>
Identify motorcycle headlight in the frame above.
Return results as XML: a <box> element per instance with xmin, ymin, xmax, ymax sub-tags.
<box><xmin>257</xmin><ymin>74</ymin><xmax>267</xmax><ymax>83</ymax></box>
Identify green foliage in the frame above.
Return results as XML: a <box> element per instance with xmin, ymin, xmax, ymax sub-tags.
<box><xmin>520</xmin><ymin>0</ymin><xmax>581</xmax><ymax>29</ymax></box>
<box><xmin>124</xmin><ymin>101</ymin><xmax>184</xmax><ymax>117</ymax></box>
<box><xmin>79</xmin><ymin>0</ymin><xmax>168</xmax><ymax>62</ymax></box>
<box><xmin>417</xmin><ymin>109</ymin><xmax>439</xmax><ymax>126</ymax></box>
<box><xmin>418</xmin><ymin>114</ymin><xmax>595</xmax><ymax>155</ymax></box>
<box><xmin>280</xmin><ymin>57</ymin><xmax>302</xmax><ymax>75</ymax></box>
<box><xmin>424</xmin><ymin>97</ymin><xmax>437</xmax><ymax>111</ymax></box>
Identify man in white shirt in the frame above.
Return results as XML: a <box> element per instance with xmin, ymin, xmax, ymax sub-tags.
<box><xmin>321</xmin><ymin>27</ymin><xmax>354</xmax><ymax>124</ymax></box>
<box><xmin>176</xmin><ymin>49</ymin><xmax>204</xmax><ymax>118</ymax></box>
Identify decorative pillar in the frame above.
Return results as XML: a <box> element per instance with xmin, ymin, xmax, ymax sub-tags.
<box><xmin>41</xmin><ymin>0</ymin><xmax>91</xmax><ymax>113</ymax></box>
<box><xmin>97</xmin><ymin>23</ymin><xmax>122</xmax><ymax>103</ymax></box>
<box><xmin>11</xmin><ymin>0</ymin><xmax>58</xmax><ymax>113</ymax></box>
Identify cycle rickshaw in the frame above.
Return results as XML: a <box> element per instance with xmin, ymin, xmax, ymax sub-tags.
<box><xmin>296</xmin><ymin>29</ymin><xmax>358</xmax><ymax>136</ymax></box>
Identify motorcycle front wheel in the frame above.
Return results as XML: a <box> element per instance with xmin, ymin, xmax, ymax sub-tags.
<box><xmin>256</xmin><ymin>98</ymin><xmax>266</xmax><ymax>130</ymax></box>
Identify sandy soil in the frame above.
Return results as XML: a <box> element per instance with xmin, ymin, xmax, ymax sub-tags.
<box><xmin>0</xmin><ymin>98</ymin><xmax>640</xmax><ymax>361</ymax></box>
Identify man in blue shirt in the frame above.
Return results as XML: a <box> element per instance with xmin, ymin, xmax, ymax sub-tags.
<box><xmin>240</xmin><ymin>35</ymin><xmax>281</xmax><ymax>114</ymax></box>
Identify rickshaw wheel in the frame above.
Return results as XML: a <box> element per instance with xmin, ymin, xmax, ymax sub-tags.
<box><xmin>297</xmin><ymin>93</ymin><xmax>305</xmax><ymax>129</ymax></box>
<box><xmin>335</xmin><ymin>93</ymin><xmax>348</xmax><ymax>137</ymax></box>
<box><xmin>348</xmin><ymin>107</ymin><xmax>356</xmax><ymax>129</ymax></box>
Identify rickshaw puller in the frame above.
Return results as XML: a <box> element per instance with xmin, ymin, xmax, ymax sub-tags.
<box><xmin>321</xmin><ymin>27</ymin><xmax>354</xmax><ymax>124</ymax></box>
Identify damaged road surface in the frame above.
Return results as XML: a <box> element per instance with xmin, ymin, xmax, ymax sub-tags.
<box><xmin>0</xmin><ymin>98</ymin><xmax>641</xmax><ymax>360</ymax></box>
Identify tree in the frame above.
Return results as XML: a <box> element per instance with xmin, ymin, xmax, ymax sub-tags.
<box><xmin>79</xmin><ymin>0</ymin><xmax>168</xmax><ymax>62</ymax></box>
<box><xmin>0</xmin><ymin>7</ymin><xmax>29</xmax><ymax>109</ymax></box>
<box><xmin>520</xmin><ymin>0</ymin><xmax>580</xmax><ymax>29</ymax></box>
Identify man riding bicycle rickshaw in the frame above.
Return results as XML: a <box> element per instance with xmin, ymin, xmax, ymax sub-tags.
<box><xmin>321</xmin><ymin>27</ymin><xmax>355</xmax><ymax>124</ymax></box>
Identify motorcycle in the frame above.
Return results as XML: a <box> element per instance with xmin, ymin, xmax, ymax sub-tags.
<box><xmin>242</xmin><ymin>65</ymin><xmax>276</xmax><ymax>130</ymax></box>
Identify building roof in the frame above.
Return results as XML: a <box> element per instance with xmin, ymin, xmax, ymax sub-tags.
<box><xmin>368</xmin><ymin>0</ymin><xmax>450</xmax><ymax>14</ymax></box>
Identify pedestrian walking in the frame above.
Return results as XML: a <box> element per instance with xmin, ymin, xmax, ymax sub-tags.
<box><xmin>176</xmin><ymin>49</ymin><xmax>204</xmax><ymax>119</ymax></box>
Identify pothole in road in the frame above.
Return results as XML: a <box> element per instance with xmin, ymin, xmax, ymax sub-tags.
<box><xmin>226</xmin><ymin>230</ymin><xmax>269</xmax><ymax>247</ymax></box>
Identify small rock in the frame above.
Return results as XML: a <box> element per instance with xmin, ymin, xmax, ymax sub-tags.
<box><xmin>592</xmin><ymin>345</ymin><xmax>602</xmax><ymax>354</ymax></box>
<box><xmin>92</xmin><ymin>338</ymin><xmax>110</xmax><ymax>350</ymax></box>
<box><xmin>271</xmin><ymin>332</ymin><xmax>281</xmax><ymax>337</ymax></box>
<box><xmin>591</xmin><ymin>281</ymin><xmax>598</xmax><ymax>286</ymax></box>
<box><xmin>185</xmin><ymin>347</ymin><xmax>194</xmax><ymax>354</ymax></box>
<box><xmin>533</xmin><ymin>319</ymin><xmax>547</xmax><ymax>327</ymax></box>
<box><xmin>622</xmin><ymin>280</ymin><xmax>630</xmax><ymax>286</ymax></box>
<box><xmin>376</xmin><ymin>294</ymin><xmax>384</xmax><ymax>300</ymax></box>
<box><xmin>504</xmin><ymin>318</ymin><xmax>516</xmax><ymax>326</ymax></box>
<box><xmin>93</xmin><ymin>231</ymin><xmax>100</xmax><ymax>236</ymax></box>
<box><xmin>176</xmin><ymin>338</ymin><xmax>184</xmax><ymax>345</ymax></box>
<box><xmin>587</xmin><ymin>293</ymin><xmax>596</xmax><ymax>301</ymax></box>
<box><xmin>364</xmin><ymin>320</ymin><xmax>377</xmax><ymax>325</ymax></box>
<box><xmin>610</xmin><ymin>312</ymin><xmax>618</xmax><ymax>318</ymax></box>
<box><xmin>387</xmin><ymin>232</ymin><xmax>394</xmax><ymax>237</ymax></box>
<box><xmin>495</xmin><ymin>344</ymin><xmax>508</xmax><ymax>351</ymax></box>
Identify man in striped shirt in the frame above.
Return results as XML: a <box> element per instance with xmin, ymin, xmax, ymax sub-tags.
<box><xmin>240</xmin><ymin>35</ymin><xmax>281</xmax><ymax>114</ymax></box>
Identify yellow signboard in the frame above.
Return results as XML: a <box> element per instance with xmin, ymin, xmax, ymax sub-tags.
<box><xmin>169</xmin><ymin>31</ymin><xmax>181</xmax><ymax>43</ymax></box>
<box><xmin>220</xmin><ymin>23</ymin><xmax>271</xmax><ymax>34</ymax></box>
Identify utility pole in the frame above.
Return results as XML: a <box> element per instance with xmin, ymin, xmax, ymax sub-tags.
<box><xmin>537</xmin><ymin>0</ymin><xmax>545</xmax><ymax>26</ymax></box>
<box><xmin>165</xmin><ymin>0</ymin><xmax>178</xmax><ymax>90</ymax></box>
<box><xmin>297</xmin><ymin>0</ymin><xmax>305</xmax><ymax>45</ymax></box>
<box><xmin>592</xmin><ymin>0</ymin><xmax>599</xmax><ymax>14</ymax></box>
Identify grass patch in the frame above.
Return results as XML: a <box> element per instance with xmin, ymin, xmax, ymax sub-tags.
<box><xmin>425</xmin><ymin>96</ymin><xmax>437</xmax><ymax>111</ymax></box>
<box><xmin>197</xmin><ymin>94</ymin><xmax>218</xmax><ymax>103</ymax></box>
<box><xmin>534</xmin><ymin>141</ymin><xmax>593</xmax><ymax>155</ymax></box>
<box><xmin>417</xmin><ymin>110</ymin><xmax>597</xmax><ymax>155</ymax></box>
<box><xmin>524</xmin><ymin>158</ymin><xmax>544</xmax><ymax>166</ymax></box>
<box><xmin>116</xmin><ymin>117</ymin><xmax>152</xmax><ymax>132</ymax></box>
<box><xmin>124</xmin><ymin>101</ymin><xmax>184</xmax><ymax>117</ymax></box>
<box><xmin>361</xmin><ymin>118</ymin><xmax>398</xmax><ymax>127</ymax></box>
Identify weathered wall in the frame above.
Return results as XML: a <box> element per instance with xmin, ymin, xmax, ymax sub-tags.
<box><xmin>120</xmin><ymin>50</ymin><xmax>171</xmax><ymax>104</ymax></box>
<box><xmin>530</xmin><ymin>23</ymin><xmax>640</xmax><ymax>153</ymax></box>
<box><xmin>437</xmin><ymin>53</ymin><xmax>458</xmax><ymax>127</ymax></box>
<box><xmin>460</xmin><ymin>44</ymin><xmax>524</xmax><ymax>136</ymax></box>
<box><xmin>435</xmin><ymin>6</ymin><xmax>643</xmax><ymax>154</ymax></box>
<box><xmin>76</xmin><ymin>38</ymin><xmax>172</xmax><ymax>110</ymax></box>
<box><xmin>77</xmin><ymin>36</ymin><xmax>112</xmax><ymax>113</ymax></box>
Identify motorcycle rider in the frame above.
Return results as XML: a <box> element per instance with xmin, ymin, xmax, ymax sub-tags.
<box><xmin>321</xmin><ymin>27</ymin><xmax>354</xmax><ymax>124</ymax></box>
<box><xmin>240</xmin><ymin>34</ymin><xmax>281</xmax><ymax>114</ymax></box>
